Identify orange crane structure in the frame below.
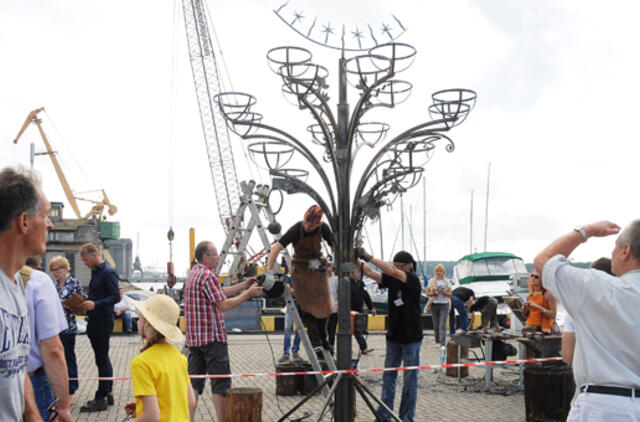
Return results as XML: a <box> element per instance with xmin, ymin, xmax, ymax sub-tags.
<box><xmin>13</xmin><ymin>107</ymin><xmax>118</xmax><ymax>221</ymax></box>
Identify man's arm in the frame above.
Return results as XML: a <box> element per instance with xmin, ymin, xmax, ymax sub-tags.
<box><xmin>40</xmin><ymin>335</ymin><xmax>72</xmax><ymax>421</ymax></box>
<box><xmin>369</xmin><ymin>257</ymin><xmax>407</xmax><ymax>283</ymax></box>
<box><xmin>24</xmin><ymin>376</ymin><xmax>43</xmax><ymax>422</ymax></box>
<box><xmin>93</xmin><ymin>269</ymin><xmax>120</xmax><ymax>310</ymax></box>
<box><xmin>356</xmin><ymin>259</ymin><xmax>382</xmax><ymax>284</ymax></box>
<box><xmin>534</xmin><ymin>221</ymin><xmax>620</xmax><ymax>273</ymax></box>
<box><xmin>222</xmin><ymin>277</ymin><xmax>257</xmax><ymax>298</ymax></box>
<box><xmin>215</xmin><ymin>285</ymin><xmax>263</xmax><ymax>312</ymax></box>
<box><xmin>266</xmin><ymin>242</ymin><xmax>285</xmax><ymax>271</ymax></box>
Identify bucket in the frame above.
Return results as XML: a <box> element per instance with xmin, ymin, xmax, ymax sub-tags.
<box><xmin>298</xmin><ymin>361</ymin><xmax>331</xmax><ymax>395</ymax></box>
<box><xmin>524</xmin><ymin>361</ymin><xmax>575</xmax><ymax>422</ymax></box>
<box><xmin>275</xmin><ymin>363</ymin><xmax>300</xmax><ymax>396</ymax></box>
<box><xmin>446</xmin><ymin>340</ymin><xmax>469</xmax><ymax>377</ymax></box>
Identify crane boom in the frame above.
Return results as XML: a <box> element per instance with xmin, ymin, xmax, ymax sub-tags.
<box><xmin>13</xmin><ymin>108</ymin><xmax>83</xmax><ymax>219</ymax></box>
<box><xmin>181</xmin><ymin>0</ymin><xmax>240</xmax><ymax>231</ymax></box>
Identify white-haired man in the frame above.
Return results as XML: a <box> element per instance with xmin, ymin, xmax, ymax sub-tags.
<box><xmin>534</xmin><ymin>220</ymin><xmax>640</xmax><ymax>420</ymax></box>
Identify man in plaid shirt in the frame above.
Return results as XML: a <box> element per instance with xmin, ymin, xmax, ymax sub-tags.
<box><xmin>185</xmin><ymin>241</ymin><xmax>262</xmax><ymax>422</ymax></box>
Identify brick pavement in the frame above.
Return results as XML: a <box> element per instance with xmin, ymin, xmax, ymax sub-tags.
<box><xmin>69</xmin><ymin>332</ymin><xmax>526</xmax><ymax>421</ymax></box>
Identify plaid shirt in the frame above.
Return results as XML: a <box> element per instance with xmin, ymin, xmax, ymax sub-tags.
<box><xmin>184</xmin><ymin>263</ymin><xmax>227</xmax><ymax>346</ymax></box>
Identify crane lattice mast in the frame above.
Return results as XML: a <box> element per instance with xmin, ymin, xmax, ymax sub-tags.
<box><xmin>181</xmin><ymin>0</ymin><xmax>240</xmax><ymax>231</ymax></box>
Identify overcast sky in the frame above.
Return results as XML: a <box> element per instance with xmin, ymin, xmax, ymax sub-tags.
<box><xmin>2</xmin><ymin>1</ymin><xmax>638</xmax><ymax>276</ymax></box>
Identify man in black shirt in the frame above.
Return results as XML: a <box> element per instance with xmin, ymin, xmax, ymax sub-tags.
<box><xmin>358</xmin><ymin>249</ymin><xmax>422</xmax><ymax>422</ymax></box>
<box><xmin>265</xmin><ymin>205</ymin><xmax>335</xmax><ymax>351</ymax></box>
<box><xmin>78</xmin><ymin>242</ymin><xmax>120</xmax><ymax>412</ymax></box>
<box><xmin>450</xmin><ymin>286</ymin><xmax>475</xmax><ymax>333</ymax></box>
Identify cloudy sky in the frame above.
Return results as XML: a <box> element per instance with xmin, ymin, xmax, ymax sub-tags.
<box><xmin>2</xmin><ymin>0</ymin><xmax>637</xmax><ymax>276</ymax></box>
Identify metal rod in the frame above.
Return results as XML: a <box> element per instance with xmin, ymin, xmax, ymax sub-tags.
<box><xmin>484</xmin><ymin>162</ymin><xmax>491</xmax><ymax>252</ymax></box>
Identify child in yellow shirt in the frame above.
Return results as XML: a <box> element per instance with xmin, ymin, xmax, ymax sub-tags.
<box><xmin>124</xmin><ymin>294</ymin><xmax>196</xmax><ymax>421</ymax></box>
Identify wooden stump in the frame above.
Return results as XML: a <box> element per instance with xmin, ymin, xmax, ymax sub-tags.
<box><xmin>446</xmin><ymin>340</ymin><xmax>469</xmax><ymax>377</ymax></box>
<box><xmin>224</xmin><ymin>387</ymin><xmax>262</xmax><ymax>422</ymax></box>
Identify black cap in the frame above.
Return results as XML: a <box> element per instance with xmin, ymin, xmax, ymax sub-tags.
<box><xmin>393</xmin><ymin>250</ymin><xmax>416</xmax><ymax>269</ymax></box>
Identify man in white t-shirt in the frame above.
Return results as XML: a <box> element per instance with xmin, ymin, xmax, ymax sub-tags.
<box><xmin>535</xmin><ymin>220</ymin><xmax>640</xmax><ymax>420</ymax></box>
<box><xmin>0</xmin><ymin>166</ymin><xmax>53</xmax><ymax>421</ymax></box>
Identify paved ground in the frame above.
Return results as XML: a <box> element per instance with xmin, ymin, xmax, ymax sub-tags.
<box><xmin>69</xmin><ymin>331</ymin><xmax>527</xmax><ymax>421</ymax></box>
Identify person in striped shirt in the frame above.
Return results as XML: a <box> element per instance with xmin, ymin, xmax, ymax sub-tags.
<box><xmin>184</xmin><ymin>241</ymin><xmax>262</xmax><ymax>422</ymax></box>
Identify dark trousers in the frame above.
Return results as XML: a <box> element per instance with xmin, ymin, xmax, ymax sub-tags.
<box><xmin>59</xmin><ymin>332</ymin><xmax>79</xmax><ymax>395</ymax></box>
<box><xmin>300</xmin><ymin>310</ymin><xmax>328</xmax><ymax>349</ymax></box>
<box><xmin>327</xmin><ymin>313</ymin><xmax>338</xmax><ymax>347</ymax></box>
<box><xmin>87</xmin><ymin>317</ymin><xmax>114</xmax><ymax>398</ymax></box>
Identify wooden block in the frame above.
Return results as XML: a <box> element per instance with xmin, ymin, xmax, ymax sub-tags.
<box><xmin>224</xmin><ymin>387</ymin><xmax>262</xmax><ymax>422</ymax></box>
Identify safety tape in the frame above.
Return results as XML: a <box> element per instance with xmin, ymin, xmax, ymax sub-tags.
<box><xmin>70</xmin><ymin>356</ymin><xmax>561</xmax><ymax>381</ymax></box>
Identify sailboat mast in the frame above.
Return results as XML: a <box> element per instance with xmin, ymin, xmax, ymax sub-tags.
<box><xmin>484</xmin><ymin>162</ymin><xmax>491</xmax><ymax>252</ymax></box>
<box><xmin>423</xmin><ymin>177</ymin><xmax>426</xmax><ymax>277</ymax></box>
<box><xmin>470</xmin><ymin>190</ymin><xmax>474</xmax><ymax>254</ymax></box>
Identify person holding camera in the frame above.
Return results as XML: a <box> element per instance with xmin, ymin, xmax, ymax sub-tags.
<box><xmin>426</xmin><ymin>264</ymin><xmax>451</xmax><ymax>349</ymax></box>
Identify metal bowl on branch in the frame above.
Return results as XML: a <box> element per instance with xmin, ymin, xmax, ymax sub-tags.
<box><xmin>432</xmin><ymin>88</ymin><xmax>477</xmax><ymax>110</ymax></box>
<box><xmin>247</xmin><ymin>140</ymin><xmax>295</xmax><ymax>171</ymax></box>
<box><xmin>281</xmin><ymin>83</ymin><xmax>325</xmax><ymax>109</ymax></box>
<box><xmin>370</xmin><ymin>80</ymin><xmax>413</xmax><ymax>107</ymax></box>
<box><xmin>387</xmin><ymin>138</ymin><xmax>437</xmax><ymax>168</ymax></box>
<box><xmin>307</xmin><ymin>123</ymin><xmax>334</xmax><ymax>146</ymax></box>
<box><xmin>222</xmin><ymin>111</ymin><xmax>263</xmax><ymax>138</ymax></box>
<box><xmin>267</xmin><ymin>46</ymin><xmax>313</xmax><ymax>75</ymax></box>
<box><xmin>428</xmin><ymin>101</ymin><xmax>472</xmax><ymax>129</ymax></box>
<box><xmin>355</xmin><ymin>122</ymin><xmax>390</xmax><ymax>148</ymax></box>
<box><xmin>279</xmin><ymin>168</ymin><xmax>309</xmax><ymax>183</ymax></box>
<box><xmin>213</xmin><ymin>92</ymin><xmax>257</xmax><ymax>122</ymax></box>
<box><xmin>278</xmin><ymin>63</ymin><xmax>329</xmax><ymax>98</ymax></box>
<box><xmin>343</xmin><ymin>54</ymin><xmax>392</xmax><ymax>90</ymax></box>
<box><xmin>369</xmin><ymin>43</ymin><xmax>417</xmax><ymax>73</ymax></box>
<box><xmin>383</xmin><ymin>165</ymin><xmax>424</xmax><ymax>192</ymax></box>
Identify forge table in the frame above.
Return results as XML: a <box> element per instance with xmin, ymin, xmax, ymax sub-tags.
<box><xmin>452</xmin><ymin>331</ymin><xmax>525</xmax><ymax>391</ymax></box>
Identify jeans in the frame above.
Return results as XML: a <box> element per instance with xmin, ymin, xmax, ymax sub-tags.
<box><xmin>355</xmin><ymin>333</ymin><xmax>368</xmax><ymax>351</ymax></box>
<box><xmin>87</xmin><ymin>317</ymin><xmax>114</xmax><ymax>399</ymax></box>
<box><xmin>431</xmin><ymin>302</ymin><xmax>449</xmax><ymax>346</ymax></box>
<box><xmin>30</xmin><ymin>370</ymin><xmax>55</xmax><ymax>420</ymax></box>
<box><xmin>449</xmin><ymin>296</ymin><xmax>469</xmax><ymax>334</ymax></box>
<box><xmin>283</xmin><ymin>307</ymin><xmax>300</xmax><ymax>355</ymax></box>
<box><xmin>116</xmin><ymin>310</ymin><xmax>133</xmax><ymax>332</ymax></box>
<box><xmin>377</xmin><ymin>340</ymin><xmax>422</xmax><ymax>422</ymax></box>
<box><xmin>59</xmin><ymin>332</ymin><xmax>79</xmax><ymax>394</ymax></box>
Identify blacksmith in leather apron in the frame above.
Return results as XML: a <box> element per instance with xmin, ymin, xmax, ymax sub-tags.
<box><xmin>266</xmin><ymin>205</ymin><xmax>335</xmax><ymax>350</ymax></box>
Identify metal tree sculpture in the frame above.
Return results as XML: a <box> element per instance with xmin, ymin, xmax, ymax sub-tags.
<box><xmin>215</xmin><ymin>41</ymin><xmax>476</xmax><ymax>421</ymax></box>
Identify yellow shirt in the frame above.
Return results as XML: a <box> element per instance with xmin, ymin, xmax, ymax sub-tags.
<box><xmin>131</xmin><ymin>342</ymin><xmax>190</xmax><ymax>421</ymax></box>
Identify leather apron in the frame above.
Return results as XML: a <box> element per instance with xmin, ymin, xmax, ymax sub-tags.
<box><xmin>291</xmin><ymin>222</ymin><xmax>334</xmax><ymax>318</ymax></box>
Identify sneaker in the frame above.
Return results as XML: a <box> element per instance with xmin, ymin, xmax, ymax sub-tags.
<box><xmin>80</xmin><ymin>398</ymin><xmax>107</xmax><ymax>412</ymax></box>
<box><xmin>291</xmin><ymin>352</ymin><xmax>302</xmax><ymax>361</ymax></box>
<box><xmin>361</xmin><ymin>348</ymin><xmax>374</xmax><ymax>355</ymax></box>
<box><xmin>278</xmin><ymin>354</ymin><xmax>290</xmax><ymax>364</ymax></box>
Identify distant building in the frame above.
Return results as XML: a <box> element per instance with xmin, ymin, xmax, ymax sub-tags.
<box><xmin>42</xmin><ymin>201</ymin><xmax>132</xmax><ymax>287</ymax></box>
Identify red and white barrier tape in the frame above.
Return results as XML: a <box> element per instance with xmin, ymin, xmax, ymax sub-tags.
<box><xmin>70</xmin><ymin>356</ymin><xmax>561</xmax><ymax>381</ymax></box>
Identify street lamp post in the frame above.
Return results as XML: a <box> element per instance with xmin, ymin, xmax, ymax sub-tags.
<box><xmin>215</xmin><ymin>38</ymin><xmax>476</xmax><ymax>422</ymax></box>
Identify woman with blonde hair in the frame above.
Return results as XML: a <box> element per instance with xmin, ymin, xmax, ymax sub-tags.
<box><xmin>50</xmin><ymin>255</ymin><xmax>84</xmax><ymax>400</ymax></box>
<box><xmin>426</xmin><ymin>264</ymin><xmax>451</xmax><ymax>350</ymax></box>
<box><xmin>124</xmin><ymin>294</ymin><xmax>196</xmax><ymax>421</ymax></box>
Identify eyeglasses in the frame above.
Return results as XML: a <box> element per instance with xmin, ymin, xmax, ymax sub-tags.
<box><xmin>530</xmin><ymin>274</ymin><xmax>540</xmax><ymax>279</ymax></box>
<box><xmin>206</xmin><ymin>252</ymin><xmax>218</xmax><ymax>257</ymax></box>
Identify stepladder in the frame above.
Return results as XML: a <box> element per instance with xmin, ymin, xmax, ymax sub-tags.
<box><xmin>216</xmin><ymin>180</ymin><xmax>337</xmax><ymax>402</ymax></box>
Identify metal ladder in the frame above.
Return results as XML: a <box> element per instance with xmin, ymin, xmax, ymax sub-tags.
<box><xmin>217</xmin><ymin>180</ymin><xmax>337</xmax><ymax>400</ymax></box>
